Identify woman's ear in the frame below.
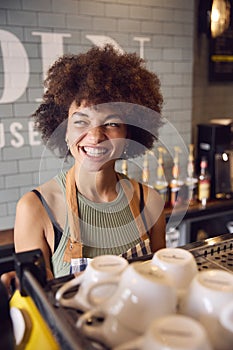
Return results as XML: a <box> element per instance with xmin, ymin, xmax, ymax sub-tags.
<box><xmin>65</xmin><ymin>134</ymin><xmax>69</xmax><ymax>149</ymax></box>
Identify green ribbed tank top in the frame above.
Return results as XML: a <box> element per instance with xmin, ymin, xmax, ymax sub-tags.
<box><xmin>52</xmin><ymin>170</ymin><xmax>141</xmax><ymax>277</ymax></box>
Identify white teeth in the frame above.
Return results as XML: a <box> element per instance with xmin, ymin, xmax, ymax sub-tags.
<box><xmin>83</xmin><ymin>146</ymin><xmax>107</xmax><ymax>157</ymax></box>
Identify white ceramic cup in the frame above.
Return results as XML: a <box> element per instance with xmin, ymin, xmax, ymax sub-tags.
<box><xmin>151</xmin><ymin>247</ymin><xmax>198</xmax><ymax>310</ymax></box>
<box><xmin>76</xmin><ymin>261</ymin><xmax>177</xmax><ymax>348</ymax></box>
<box><xmin>214</xmin><ymin>299</ymin><xmax>233</xmax><ymax>350</ymax></box>
<box><xmin>114</xmin><ymin>314</ymin><xmax>213</xmax><ymax>350</ymax></box>
<box><xmin>180</xmin><ymin>269</ymin><xmax>233</xmax><ymax>350</ymax></box>
<box><xmin>151</xmin><ymin>247</ymin><xmax>198</xmax><ymax>290</ymax></box>
<box><xmin>55</xmin><ymin>254</ymin><xmax>128</xmax><ymax>311</ymax></box>
<box><xmin>226</xmin><ymin>221</ymin><xmax>233</xmax><ymax>233</ymax></box>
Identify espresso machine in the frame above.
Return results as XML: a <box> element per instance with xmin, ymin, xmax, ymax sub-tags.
<box><xmin>196</xmin><ymin>122</ymin><xmax>233</xmax><ymax>199</ymax></box>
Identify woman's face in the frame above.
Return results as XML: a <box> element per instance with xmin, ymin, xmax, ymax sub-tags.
<box><xmin>66</xmin><ymin>101</ymin><xmax>128</xmax><ymax>172</ymax></box>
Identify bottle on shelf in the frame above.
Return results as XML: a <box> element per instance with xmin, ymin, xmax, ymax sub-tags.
<box><xmin>121</xmin><ymin>159</ymin><xmax>128</xmax><ymax>176</ymax></box>
<box><xmin>154</xmin><ymin>147</ymin><xmax>169</xmax><ymax>206</ymax></box>
<box><xmin>142</xmin><ymin>151</ymin><xmax>150</xmax><ymax>185</ymax></box>
<box><xmin>185</xmin><ymin>144</ymin><xmax>198</xmax><ymax>205</ymax></box>
<box><xmin>197</xmin><ymin>156</ymin><xmax>211</xmax><ymax>207</ymax></box>
<box><xmin>169</xmin><ymin>146</ymin><xmax>184</xmax><ymax>206</ymax></box>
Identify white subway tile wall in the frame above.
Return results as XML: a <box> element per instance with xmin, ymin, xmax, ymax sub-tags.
<box><xmin>0</xmin><ymin>0</ymin><xmax>195</xmax><ymax>229</ymax></box>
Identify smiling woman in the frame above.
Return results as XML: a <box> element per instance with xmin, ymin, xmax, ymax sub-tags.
<box><xmin>2</xmin><ymin>44</ymin><xmax>166</xmax><ymax>288</ymax></box>
<box><xmin>66</xmin><ymin>102</ymin><xmax>128</xmax><ymax>173</ymax></box>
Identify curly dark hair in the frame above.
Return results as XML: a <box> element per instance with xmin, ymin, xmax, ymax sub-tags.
<box><xmin>32</xmin><ymin>44</ymin><xmax>164</xmax><ymax>158</ymax></box>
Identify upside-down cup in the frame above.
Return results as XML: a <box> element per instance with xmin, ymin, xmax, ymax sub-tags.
<box><xmin>55</xmin><ymin>254</ymin><xmax>128</xmax><ymax>312</ymax></box>
<box><xmin>76</xmin><ymin>261</ymin><xmax>177</xmax><ymax>348</ymax></box>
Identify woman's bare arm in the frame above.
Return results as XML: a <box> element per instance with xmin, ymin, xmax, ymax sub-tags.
<box><xmin>150</xmin><ymin>209</ymin><xmax>166</xmax><ymax>252</ymax></box>
<box><xmin>1</xmin><ymin>191</ymin><xmax>56</xmax><ymax>296</ymax></box>
<box><xmin>145</xmin><ymin>186</ymin><xmax>166</xmax><ymax>252</ymax></box>
<box><xmin>14</xmin><ymin>192</ymin><xmax>55</xmax><ymax>279</ymax></box>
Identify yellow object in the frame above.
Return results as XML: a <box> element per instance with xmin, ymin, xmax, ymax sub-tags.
<box><xmin>10</xmin><ymin>290</ymin><xmax>60</xmax><ymax>350</ymax></box>
<box><xmin>121</xmin><ymin>159</ymin><xmax>128</xmax><ymax>176</ymax></box>
<box><xmin>157</xmin><ymin>147</ymin><xmax>166</xmax><ymax>180</ymax></box>
<box><xmin>142</xmin><ymin>151</ymin><xmax>149</xmax><ymax>184</ymax></box>
<box><xmin>172</xmin><ymin>146</ymin><xmax>182</xmax><ymax>180</ymax></box>
<box><xmin>154</xmin><ymin>147</ymin><xmax>168</xmax><ymax>203</ymax></box>
<box><xmin>187</xmin><ymin>144</ymin><xmax>195</xmax><ymax>178</ymax></box>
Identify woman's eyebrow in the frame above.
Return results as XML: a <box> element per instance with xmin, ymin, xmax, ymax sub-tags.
<box><xmin>105</xmin><ymin>113</ymin><xmax>123</xmax><ymax>121</ymax></box>
<box><xmin>71</xmin><ymin>111</ymin><xmax>124</xmax><ymax>122</ymax></box>
<box><xmin>71</xmin><ymin>111</ymin><xmax>89</xmax><ymax>118</ymax></box>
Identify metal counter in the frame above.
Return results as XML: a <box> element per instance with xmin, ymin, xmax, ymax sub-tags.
<box><xmin>1</xmin><ymin>233</ymin><xmax>233</xmax><ymax>350</ymax></box>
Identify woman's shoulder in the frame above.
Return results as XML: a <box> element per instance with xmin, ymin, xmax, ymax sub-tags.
<box><xmin>16</xmin><ymin>190</ymin><xmax>45</xmax><ymax>222</ymax></box>
<box><xmin>118</xmin><ymin>173</ymin><xmax>162</xmax><ymax>200</ymax></box>
<box><xmin>143</xmin><ymin>184</ymin><xmax>165</xmax><ymax>209</ymax></box>
<box><xmin>17</xmin><ymin>190</ymin><xmax>39</xmax><ymax>208</ymax></box>
<box><xmin>143</xmin><ymin>183</ymin><xmax>163</xmax><ymax>199</ymax></box>
<box><xmin>117</xmin><ymin>173</ymin><xmax>164</xmax><ymax>211</ymax></box>
<box><xmin>16</xmin><ymin>178</ymin><xmax>66</xmax><ymax>230</ymax></box>
<box><xmin>17</xmin><ymin>178</ymin><xmax>59</xmax><ymax>209</ymax></box>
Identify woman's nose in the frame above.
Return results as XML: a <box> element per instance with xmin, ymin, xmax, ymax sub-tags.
<box><xmin>86</xmin><ymin>125</ymin><xmax>106</xmax><ymax>143</ymax></box>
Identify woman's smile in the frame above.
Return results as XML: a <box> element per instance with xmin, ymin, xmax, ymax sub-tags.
<box><xmin>79</xmin><ymin>145</ymin><xmax>109</xmax><ymax>158</ymax></box>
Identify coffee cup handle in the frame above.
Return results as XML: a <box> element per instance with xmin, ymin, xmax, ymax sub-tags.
<box><xmin>55</xmin><ymin>273</ymin><xmax>85</xmax><ymax>308</ymax></box>
<box><xmin>76</xmin><ymin>308</ymin><xmax>107</xmax><ymax>344</ymax></box>
<box><xmin>86</xmin><ymin>277</ymin><xmax>120</xmax><ymax>306</ymax></box>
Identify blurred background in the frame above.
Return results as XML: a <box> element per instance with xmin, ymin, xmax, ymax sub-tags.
<box><xmin>0</xmin><ymin>0</ymin><xmax>232</xmax><ymax>235</ymax></box>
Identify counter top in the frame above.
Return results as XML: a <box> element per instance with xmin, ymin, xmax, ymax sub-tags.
<box><xmin>12</xmin><ymin>233</ymin><xmax>232</xmax><ymax>350</ymax></box>
<box><xmin>164</xmin><ymin>198</ymin><xmax>233</xmax><ymax>220</ymax></box>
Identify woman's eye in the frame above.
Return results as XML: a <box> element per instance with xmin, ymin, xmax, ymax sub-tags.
<box><xmin>74</xmin><ymin>120</ymin><xmax>89</xmax><ymax>127</ymax></box>
<box><xmin>104</xmin><ymin>122</ymin><xmax>121</xmax><ymax>128</ymax></box>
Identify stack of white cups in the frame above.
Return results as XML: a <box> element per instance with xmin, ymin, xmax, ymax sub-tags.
<box><xmin>179</xmin><ymin>268</ymin><xmax>233</xmax><ymax>350</ymax></box>
<box><xmin>114</xmin><ymin>314</ymin><xmax>213</xmax><ymax>350</ymax></box>
<box><xmin>76</xmin><ymin>259</ymin><xmax>177</xmax><ymax>348</ymax></box>
<box><xmin>55</xmin><ymin>249</ymin><xmax>233</xmax><ymax>350</ymax></box>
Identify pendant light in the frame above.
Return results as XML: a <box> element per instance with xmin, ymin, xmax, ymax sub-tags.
<box><xmin>211</xmin><ymin>0</ymin><xmax>231</xmax><ymax>37</ymax></box>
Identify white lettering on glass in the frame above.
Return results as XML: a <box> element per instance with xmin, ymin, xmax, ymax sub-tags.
<box><xmin>0</xmin><ymin>31</ymin><xmax>150</xmax><ymax>149</ymax></box>
<box><xmin>32</xmin><ymin>32</ymin><xmax>71</xmax><ymax>100</ymax></box>
<box><xmin>0</xmin><ymin>123</ymin><xmax>5</xmax><ymax>148</ymax></box>
<box><xmin>10</xmin><ymin>122</ymin><xmax>24</xmax><ymax>148</ymax></box>
<box><xmin>32</xmin><ymin>32</ymin><xmax>71</xmax><ymax>79</ymax></box>
<box><xmin>0</xmin><ymin>30</ymin><xmax>29</xmax><ymax>104</ymax></box>
<box><xmin>133</xmin><ymin>37</ymin><xmax>150</xmax><ymax>59</ymax></box>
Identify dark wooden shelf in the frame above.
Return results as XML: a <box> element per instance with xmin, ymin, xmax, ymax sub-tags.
<box><xmin>165</xmin><ymin>198</ymin><xmax>233</xmax><ymax>220</ymax></box>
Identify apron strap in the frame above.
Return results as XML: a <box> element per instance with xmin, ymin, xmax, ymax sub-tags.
<box><xmin>63</xmin><ymin>166</ymin><xmax>83</xmax><ymax>262</ymax></box>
